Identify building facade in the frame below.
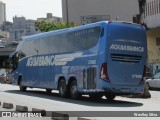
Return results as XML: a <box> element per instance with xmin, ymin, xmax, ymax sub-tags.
<box><xmin>0</xmin><ymin>1</ymin><xmax>5</xmax><ymax>27</ymax></box>
<box><xmin>139</xmin><ymin>0</ymin><xmax>160</xmax><ymax>76</ymax></box>
<box><xmin>1</xmin><ymin>21</ymin><xmax>13</xmax><ymax>32</ymax></box>
<box><xmin>10</xmin><ymin>16</ymin><xmax>39</xmax><ymax>41</ymax></box>
<box><xmin>62</xmin><ymin>0</ymin><xmax>140</xmax><ymax>25</ymax></box>
<box><xmin>37</xmin><ymin>13</ymin><xmax>63</xmax><ymax>24</ymax></box>
<box><xmin>140</xmin><ymin>0</ymin><xmax>160</xmax><ymax>64</ymax></box>
<box><xmin>142</xmin><ymin>0</ymin><xmax>160</xmax><ymax>28</ymax></box>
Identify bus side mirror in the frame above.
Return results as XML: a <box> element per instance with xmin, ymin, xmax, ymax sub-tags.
<box><xmin>2</xmin><ymin>59</ymin><xmax>13</xmax><ymax>68</ymax></box>
<box><xmin>8</xmin><ymin>51</ymin><xmax>19</xmax><ymax>70</ymax></box>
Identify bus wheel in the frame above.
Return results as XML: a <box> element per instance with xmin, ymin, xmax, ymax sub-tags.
<box><xmin>69</xmin><ymin>80</ymin><xmax>79</xmax><ymax>99</ymax></box>
<box><xmin>19</xmin><ymin>78</ymin><xmax>27</xmax><ymax>92</ymax></box>
<box><xmin>89</xmin><ymin>94</ymin><xmax>102</xmax><ymax>101</ymax></box>
<box><xmin>46</xmin><ymin>89</ymin><xmax>52</xmax><ymax>93</ymax></box>
<box><xmin>105</xmin><ymin>94</ymin><xmax>116</xmax><ymax>102</ymax></box>
<box><xmin>58</xmin><ymin>80</ymin><xmax>68</xmax><ymax>97</ymax></box>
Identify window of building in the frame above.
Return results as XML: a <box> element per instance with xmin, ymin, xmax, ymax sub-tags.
<box><xmin>149</xmin><ymin>2</ymin><xmax>151</xmax><ymax>15</ymax></box>
<box><xmin>150</xmin><ymin>2</ymin><xmax>152</xmax><ymax>15</ymax></box>
<box><xmin>153</xmin><ymin>0</ymin><xmax>155</xmax><ymax>15</ymax></box>
<box><xmin>152</xmin><ymin>1</ymin><xmax>154</xmax><ymax>15</ymax></box>
<box><xmin>158</xmin><ymin>0</ymin><xmax>159</xmax><ymax>13</ymax></box>
<box><xmin>148</xmin><ymin>2</ymin><xmax>150</xmax><ymax>16</ymax></box>
<box><xmin>159</xmin><ymin>0</ymin><xmax>160</xmax><ymax>13</ymax></box>
<box><xmin>20</xmin><ymin>30</ymin><xmax>24</xmax><ymax>34</ymax></box>
<box><xmin>57</xmin><ymin>18</ymin><xmax>60</xmax><ymax>22</ymax></box>
<box><xmin>144</xmin><ymin>4</ymin><xmax>147</xmax><ymax>17</ymax></box>
<box><xmin>156</xmin><ymin>37</ymin><xmax>160</xmax><ymax>46</ymax></box>
<box><xmin>155</xmin><ymin>0</ymin><xmax>156</xmax><ymax>14</ymax></box>
<box><xmin>156</xmin><ymin>0</ymin><xmax>159</xmax><ymax>14</ymax></box>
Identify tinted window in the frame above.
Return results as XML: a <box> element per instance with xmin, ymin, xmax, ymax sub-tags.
<box><xmin>22</xmin><ymin>26</ymin><xmax>101</xmax><ymax>56</ymax></box>
<box><xmin>49</xmin><ymin>26</ymin><xmax>101</xmax><ymax>54</ymax></box>
<box><xmin>31</xmin><ymin>40</ymin><xmax>40</xmax><ymax>56</ymax></box>
<box><xmin>22</xmin><ymin>39</ymin><xmax>39</xmax><ymax>57</ymax></box>
<box><xmin>38</xmin><ymin>34</ymin><xmax>63</xmax><ymax>55</ymax></box>
<box><xmin>16</xmin><ymin>41</ymin><xmax>23</xmax><ymax>52</ymax></box>
<box><xmin>22</xmin><ymin>42</ymin><xmax>30</xmax><ymax>57</ymax></box>
<box><xmin>64</xmin><ymin>26</ymin><xmax>101</xmax><ymax>52</ymax></box>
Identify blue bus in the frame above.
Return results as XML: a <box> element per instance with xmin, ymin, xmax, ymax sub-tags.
<box><xmin>11</xmin><ymin>21</ymin><xmax>147</xmax><ymax>101</ymax></box>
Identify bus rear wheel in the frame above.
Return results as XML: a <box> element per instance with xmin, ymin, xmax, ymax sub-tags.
<box><xmin>105</xmin><ymin>94</ymin><xmax>116</xmax><ymax>102</ymax></box>
<box><xmin>89</xmin><ymin>94</ymin><xmax>102</xmax><ymax>101</ymax></box>
<box><xmin>46</xmin><ymin>89</ymin><xmax>52</xmax><ymax>93</ymax></box>
<box><xmin>69</xmin><ymin>80</ymin><xmax>79</xmax><ymax>99</ymax></box>
<box><xmin>19</xmin><ymin>78</ymin><xmax>27</xmax><ymax>92</ymax></box>
<box><xmin>58</xmin><ymin>79</ymin><xmax>68</xmax><ymax>97</ymax></box>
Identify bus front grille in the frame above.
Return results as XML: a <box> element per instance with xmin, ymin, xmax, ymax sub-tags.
<box><xmin>111</xmin><ymin>54</ymin><xmax>142</xmax><ymax>63</ymax></box>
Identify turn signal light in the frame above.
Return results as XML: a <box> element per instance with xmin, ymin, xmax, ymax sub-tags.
<box><xmin>100</xmin><ymin>62</ymin><xmax>110</xmax><ymax>82</ymax></box>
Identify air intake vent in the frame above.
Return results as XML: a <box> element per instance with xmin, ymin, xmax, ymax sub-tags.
<box><xmin>111</xmin><ymin>54</ymin><xmax>142</xmax><ymax>63</ymax></box>
<box><xmin>86</xmin><ymin>67</ymin><xmax>97</xmax><ymax>89</ymax></box>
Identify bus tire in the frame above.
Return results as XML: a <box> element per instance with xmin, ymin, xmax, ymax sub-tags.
<box><xmin>58</xmin><ymin>79</ymin><xmax>68</xmax><ymax>98</ymax></box>
<box><xmin>89</xmin><ymin>94</ymin><xmax>102</xmax><ymax>101</ymax></box>
<box><xmin>105</xmin><ymin>94</ymin><xmax>116</xmax><ymax>102</ymax></box>
<box><xmin>19</xmin><ymin>78</ymin><xmax>27</xmax><ymax>92</ymax></box>
<box><xmin>69</xmin><ymin>80</ymin><xmax>79</xmax><ymax>99</ymax></box>
<box><xmin>46</xmin><ymin>89</ymin><xmax>52</xmax><ymax>93</ymax></box>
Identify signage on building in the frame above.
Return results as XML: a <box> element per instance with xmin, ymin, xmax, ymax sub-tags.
<box><xmin>81</xmin><ymin>15</ymin><xmax>110</xmax><ymax>25</ymax></box>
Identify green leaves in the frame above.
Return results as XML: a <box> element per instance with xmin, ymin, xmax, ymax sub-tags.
<box><xmin>36</xmin><ymin>21</ymin><xmax>78</xmax><ymax>32</ymax></box>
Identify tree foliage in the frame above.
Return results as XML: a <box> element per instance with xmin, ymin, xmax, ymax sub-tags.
<box><xmin>35</xmin><ymin>21</ymin><xmax>78</xmax><ymax>32</ymax></box>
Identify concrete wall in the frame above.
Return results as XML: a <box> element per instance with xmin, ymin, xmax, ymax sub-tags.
<box><xmin>143</xmin><ymin>0</ymin><xmax>160</xmax><ymax>28</ymax></box>
<box><xmin>11</xmin><ymin>16</ymin><xmax>39</xmax><ymax>41</ymax></box>
<box><xmin>147</xmin><ymin>29</ymin><xmax>160</xmax><ymax>64</ymax></box>
<box><xmin>62</xmin><ymin>0</ymin><xmax>139</xmax><ymax>24</ymax></box>
<box><xmin>0</xmin><ymin>1</ymin><xmax>6</xmax><ymax>26</ymax></box>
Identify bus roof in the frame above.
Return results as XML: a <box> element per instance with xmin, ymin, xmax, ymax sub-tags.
<box><xmin>22</xmin><ymin>21</ymin><xmax>144</xmax><ymax>43</ymax></box>
<box><xmin>22</xmin><ymin>21</ymin><xmax>109</xmax><ymax>42</ymax></box>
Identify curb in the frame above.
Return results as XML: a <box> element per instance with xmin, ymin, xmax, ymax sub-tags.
<box><xmin>16</xmin><ymin>105</ymin><xmax>28</xmax><ymax>112</ymax></box>
<box><xmin>51</xmin><ymin>112</ymin><xmax>69</xmax><ymax>120</ymax></box>
<box><xmin>32</xmin><ymin>108</ymin><xmax>46</xmax><ymax>116</ymax></box>
<box><xmin>2</xmin><ymin>102</ymin><xmax>13</xmax><ymax>109</ymax></box>
<box><xmin>78</xmin><ymin>118</ymin><xmax>92</xmax><ymax>120</ymax></box>
<box><xmin>0</xmin><ymin>101</ymin><xmax>92</xmax><ymax>120</ymax></box>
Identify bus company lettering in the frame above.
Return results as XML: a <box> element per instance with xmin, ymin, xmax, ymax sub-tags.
<box><xmin>110</xmin><ymin>44</ymin><xmax>144</xmax><ymax>52</ymax></box>
<box><xmin>26</xmin><ymin>55</ymin><xmax>55</xmax><ymax>67</ymax></box>
<box><xmin>26</xmin><ymin>53</ymin><xmax>82</xmax><ymax>67</ymax></box>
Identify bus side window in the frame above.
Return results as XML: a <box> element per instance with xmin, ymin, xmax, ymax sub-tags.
<box><xmin>86</xmin><ymin>27</ymin><xmax>101</xmax><ymax>49</ymax></box>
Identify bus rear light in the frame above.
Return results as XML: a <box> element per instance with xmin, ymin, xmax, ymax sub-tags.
<box><xmin>100</xmin><ymin>62</ymin><xmax>110</xmax><ymax>82</ymax></box>
<box><xmin>140</xmin><ymin>65</ymin><xmax>146</xmax><ymax>84</ymax></box>
<box><xmin>140</xmin><ymin>23</ymin><xmax>145</xmax><ymax>27</ymax></box>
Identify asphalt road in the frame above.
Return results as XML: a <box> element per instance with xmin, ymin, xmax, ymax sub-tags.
<box><xmin>0</xmin><ymin>83</ymin><xmax>160</xmax><ymax>120</ymax></box>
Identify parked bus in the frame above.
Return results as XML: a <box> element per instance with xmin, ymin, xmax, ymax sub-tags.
<box><xmin>11</xmin><ymin>21</ymin><xmax>147</xmax><ymax>101</ymax></box>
